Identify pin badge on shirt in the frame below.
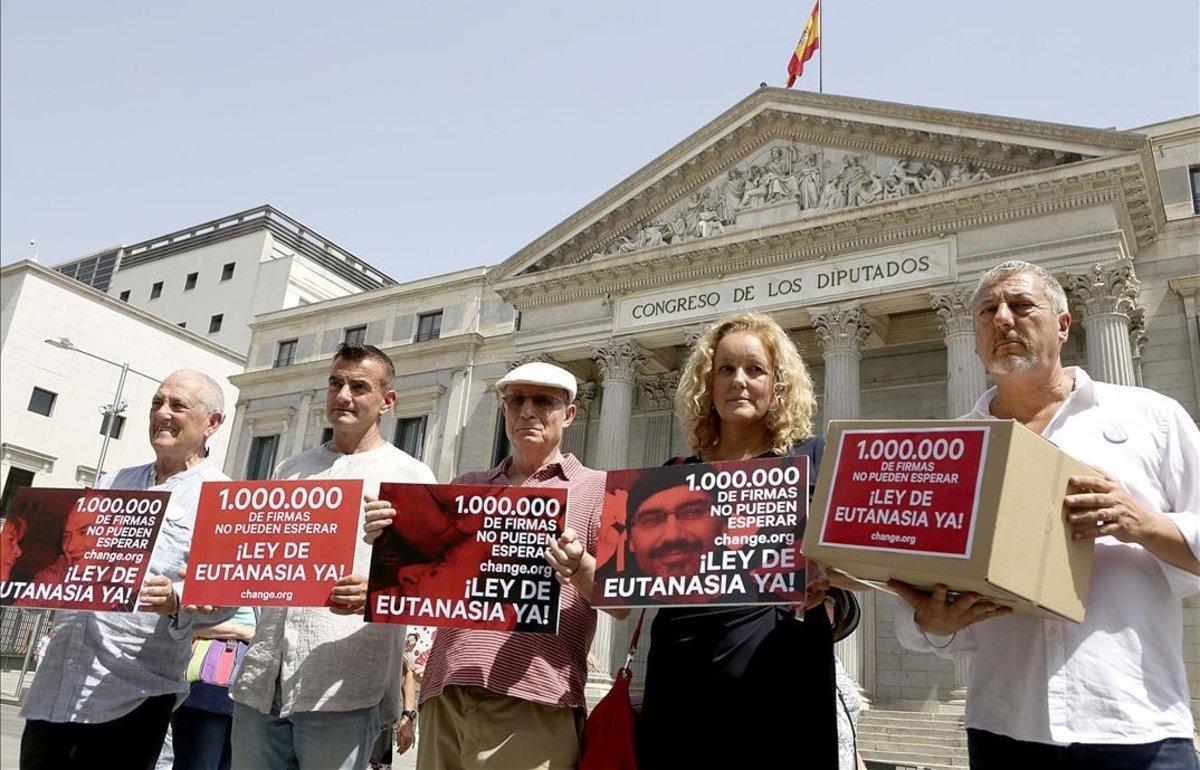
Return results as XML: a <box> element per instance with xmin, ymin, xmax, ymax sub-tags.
<box><xmin>1103</xmin><ymin>425</ymin><xmax>1128</xmax><ymax>443</ymax></box>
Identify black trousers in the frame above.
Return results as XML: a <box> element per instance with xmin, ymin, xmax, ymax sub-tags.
<box><xmin>21</xmin><ymin>693</ymin><xmax>175</xmax><ymax>770</ymax></box>
<box><xmin>968</xmin><ymin>728</ymin><xmax>1200</xmax><ymax>770</ymax></box>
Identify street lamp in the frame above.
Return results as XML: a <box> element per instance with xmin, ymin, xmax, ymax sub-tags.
<box><xmin>44</xmin><ymin>337</ymin><xmax>160</xmax><ymax>484</ymax></box>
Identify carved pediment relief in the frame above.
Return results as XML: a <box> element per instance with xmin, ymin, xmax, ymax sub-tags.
<box><xmin>572</xmin><ymin>140</ymin><xmax>995</xmax><ymax>264</ymax></box>
<box><xmin>491</xmin><ymin>88</ymin><xmax>1155</xmax><ymax>287</ymax></box>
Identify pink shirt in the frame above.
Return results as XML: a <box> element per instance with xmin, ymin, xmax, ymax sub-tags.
<box><xmin>418</xmin><ymin>454</ymin><xmax>604</xmax><ymax>709</ymax></box>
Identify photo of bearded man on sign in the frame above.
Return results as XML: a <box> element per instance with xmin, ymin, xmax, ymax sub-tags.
<box><xmin>624</xmin><ymin>467</ymin><xmax>722</xmax><ymax>581</ymax></box>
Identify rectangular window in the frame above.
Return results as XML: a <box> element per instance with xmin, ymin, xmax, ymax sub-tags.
<box><xmin>246</xmin><ymin>435</ymin><xmax>279</xmax><ymax>480</ymax></box>
<box><xmin>320</xmin><ymin>427</ymin><xmax>334</xmax><ymax>446</ymax></box>
<box><xmin>221</xmin><ymin>262</ymin><xmax>236</xmax><ymax>281</ymax></box>
<box><xmin>209</xmin><ymin>314</ymin><xmax>223</xmax><ymax>333</ymax></box>
<box><xmin>119</xmin><ymin>290</ymin><xmax>131</xmax><ymax>302</ymax></box>
<box><xmin>344</xmin><ymin>325</ymin><xmax>367</xmax><ymax>346</ymax></box>
<box><xmin>99</xmin><ymin>413</ymin><xmax>126</xmax><ymax>440</ymax></box>
<box><xmin>514</xmin><ymin>310</ymin><xmax>522</xmax><ymax>331</ymax></box>
<box><xmin>1191</xmin><ymin>166</ymin><xmax>1200</xmax><ymax>214</ymax></box>
<box><xmin>394</xmin><ymin>416</ymin><xmax>428</xmax><ymax>461</ymax></box>
<box><xmin>274</xmin><ymin>339</ymin><xmax>298</xmax><ymax>367</ymax></box>
<box><xmin>184</xmin><ymin>272</ymin><xmax>198</xmax><ymax>291</ymax></box>
<box><xmin>415</xmin><ymin>311</ymin><xmax>443</xmax><ymax>342</ymax></box>
<box><xmin>27</xmin><ymin>387</ymin><xmax>57</xmax><ymax>417</ymax></box>
<box><xmin>150</xmin><ymin>281</ymin><xmax>163</xmax><ymax>300</ymax></box>
<box><xmin>0</xmin><ymin>467</ymin><xmax>36</xmax><ymax>517</ymax></box>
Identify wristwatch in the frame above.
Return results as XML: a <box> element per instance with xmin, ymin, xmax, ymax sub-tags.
<box><xmin>401</xmin><ymin>709</ymin><xmax>418</xmax><ymax>721</ymax></box>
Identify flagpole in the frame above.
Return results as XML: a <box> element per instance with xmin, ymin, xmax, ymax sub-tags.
<box><xmin>818</xmin><ymin>0</ymin><xmax>823</xmax><ymax>93</ymax></box>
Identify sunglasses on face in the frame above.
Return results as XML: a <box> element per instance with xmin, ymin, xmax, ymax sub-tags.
<box><xmin>501</xmin><ymin>394</ymin><xmax>566</xmax><ymax>412</ymax></box>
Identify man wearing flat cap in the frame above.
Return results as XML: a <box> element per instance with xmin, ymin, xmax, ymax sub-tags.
<box><xmin>365</xmin><ymin>361</ymin><xmax>619</xmax><ymax>770</ymax></box>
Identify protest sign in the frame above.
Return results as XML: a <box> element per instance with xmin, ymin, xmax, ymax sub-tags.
<box><xmin>0</xmin><ymin>487</ymin><xmax>170</xmax><ymax>611</ymax></box>
<box><xmin>816</xmin><ymin>426</ymin><xmax>989</xmax><ymax>557</ymax></box>
<box><xmin>184</xmin><ymin>479</ymin><xmax>363</xmax><ymax>607</ymax></box>
<box><xmin>591</xmin><ymin>456</ymin><xmax>809</xmax><ymax>609</ymax></box>
<box><xmin>366</xmin><ymin>483</ymin><xmax>566</xmax><ymax>634</ymax></box>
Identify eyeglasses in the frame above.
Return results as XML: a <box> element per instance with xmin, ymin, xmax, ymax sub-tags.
<box><xmin>631</xmin><ymin>503</ymin><xmax>711</xmax><ymax>529</ymax></box>
<box><xmin>501</xmin><ymin>394</ymin><xmax>566</xmax><ymax>412</ymax></box>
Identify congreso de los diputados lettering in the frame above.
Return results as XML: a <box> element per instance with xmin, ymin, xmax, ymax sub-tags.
<box><xmin>36</xmin><ymin>87</ymin><xmax>1200</xmax><ymax>726</ymax></box>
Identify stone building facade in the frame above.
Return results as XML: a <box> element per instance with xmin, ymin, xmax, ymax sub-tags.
<box><xmin>227</xmin><ymin>88</ymin><xmax>1200</xmax><ymax>714</ymax></box>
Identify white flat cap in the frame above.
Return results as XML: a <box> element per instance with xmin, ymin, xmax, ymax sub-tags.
<box><xmin>496</xmin><ymin>362</ymin><xmax>577</xmax><ymax>403</ymax></box>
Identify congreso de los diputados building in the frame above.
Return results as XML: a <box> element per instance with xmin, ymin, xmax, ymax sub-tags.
<box><xmin>58</xmin><ymin>87</ymin><xmax>1200</xmax><ymax>722</ymax></box>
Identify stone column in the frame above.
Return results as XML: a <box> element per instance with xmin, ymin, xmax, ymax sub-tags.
<box><xmin>932</xmin><ymin>287</ymin><xmax>989</xmax><ymax>417</ymax></box>
<box><xmin>638</xmin><ymin>372</ymin><xmax>680</xmax><ymax>465</ymax></box>
<box><xmin>1129</xmin><ymin>307</ymin><xmax>1148</xmax><ymax>388</ymax></box>
<box><xmin>588</xmin><ymin>339</ymin><xmax>649</xmax><ymax>681</ymax></box>
<box><xmin>290</xmin><ymin>393</ymin><xmax>314</xmax><ymax>457</ymax></box>
<box><xmin>812</xmin><ymin>304</ymin><xmax>876</xmax><ymax>423</ymax></box>
<box><xmin>812</xmin><ymin>304</ymin><xmax>874</xmax><ymax>693</ymax></box>
<box><xmin>1067</xmin><ymin>262</ymin><xmax>1140</xmax><ymax>386</ymax></box>
<box><xmin>561</xmin><ymin>382</ymin><xmax>596</xmax><ymax>461</ymax></box>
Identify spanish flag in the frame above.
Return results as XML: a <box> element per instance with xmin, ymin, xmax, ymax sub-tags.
<box><xmin>786</xmin><ymin>1</ymin><xmax>820</xmax><ymax>88</ymax></box>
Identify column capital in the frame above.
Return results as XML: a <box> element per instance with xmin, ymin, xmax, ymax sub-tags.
<box><xmin>574</xmin><ymin>381</ymin><xmax>598</xmax><ymax>412</ymax></box>
<box><xmin>930</xmin><ymin>285</ymin><xmax>975</xmax><ymax>337</ymax></box>
<box><xmin>637</xmin><ymin>371</ymin><xmax>680</xmax><ymax>412</ymax></box>
<box><xmin>593</xmin><ymin>339</ymin><xmax>649</xmax><ymax>384</ymax></box>
<box><xmin>509</xmin><ymin>351</ymin><xmax>557</xmax><ymax>370</ymax></box>
<box><xmin>812</xmin><ymin>305</ymin><xmax>876</xmax><ymax>354</ymax></box>
<box><xmin>1066</xmin><ymin>261</ymin><xmax>1141</xmax><ymax>319</ymax></box>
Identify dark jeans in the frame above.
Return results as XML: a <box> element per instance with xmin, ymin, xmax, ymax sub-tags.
<box><xmin>20</xmin><ymin>693</ymin><xmax>175</xmax><ymax>770</ymax></box>
<box><xmin>968</xmin><ymin>728</ymin><xmax>1200</xmax><ymax>770</ymax></box>
<box><xmin>172</xmin><ymin>705</ymin><xmax>233</xmax><ymax>770</ymax></box>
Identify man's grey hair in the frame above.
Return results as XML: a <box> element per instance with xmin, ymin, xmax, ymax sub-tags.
<box><xmin>164</xmin><ymin>369</ymin><xmax>226</xmax><ymax>416</ymax></box>
<box><xmin>971</xmin><ymin>260</ymin><xmax>1069</xmax><ymax>316</ymax></box>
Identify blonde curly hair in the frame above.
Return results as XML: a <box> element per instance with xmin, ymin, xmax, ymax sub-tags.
<box><xmin>676</xmin><ymin>312</ymin><xmax>817</xmax><ymax>459</ymax></box>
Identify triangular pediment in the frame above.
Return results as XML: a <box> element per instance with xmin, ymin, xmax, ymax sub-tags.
<box><xmin>488</xmin><ymin>88</ymin><xmax>1153</xmax><ymax>286</ymax></box>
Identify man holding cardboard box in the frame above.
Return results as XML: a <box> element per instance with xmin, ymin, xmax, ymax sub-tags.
<box><xmin>890</xmin><ymin>261</ymin><xmax>1200</xmax><ymax>769</ymax></box>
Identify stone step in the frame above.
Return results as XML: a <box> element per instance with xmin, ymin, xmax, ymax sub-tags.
<box><xmin>865</xmin><ymin>762</ymin><xmax>958</xmax><ymax>770</ymax></box>
<box><xmin>859</xmin><ymin>716</ymin><xmax>964</xmax><ymax>732</ymax></box>
<box><xmin>865</xmin><ymin>747</ymin><xmax>969</xmax><ymax>768</ymax></box>
<box><xmin>860</xmin><ymin>709</ymin><xmax>965</xmax><ymax>723</ymax></box>
<box><xmin>858</xmin><ymin>732</ymin><xmax>967</xmax><ymax>750</ymax></box>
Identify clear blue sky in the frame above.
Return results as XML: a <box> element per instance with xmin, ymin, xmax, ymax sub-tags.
<box><xmin>3</xmin><ymin>1</ymin><xmax>1198</xmax><ymax>282</ymax></box>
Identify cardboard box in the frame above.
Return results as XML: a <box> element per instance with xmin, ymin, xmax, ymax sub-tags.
<box><xmin>804</xmin><ymin>419</ymin><xmax>1094</xmax><ymax>622</ymax></box>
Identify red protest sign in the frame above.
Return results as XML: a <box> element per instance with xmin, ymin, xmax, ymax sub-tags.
<box><xmin>591</xmin><ymin>456</ymin><xmax>809</xmax><ymax>609</ymax></box>
<box><xmin>0</xmin><ymin>487</ymin><xmax>170</xmax><ymax>611</ymax></box>
<box><xmin>366</xmin><ymin>483</ymin><xmax>566</xmax><ymax>634</ymax></box>
<box><xmin>184</xmin><ymin>479</ymin><xmax>363</xmax><ymax>607</ymax></box>
<box><xmin>817</xmin><ymin>427</ymin><xmax>989</xmax><ymax>557</ymax></box>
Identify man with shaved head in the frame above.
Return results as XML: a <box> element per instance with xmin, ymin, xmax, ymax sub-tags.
<box><xmin>20</xmin><ymin>368</ymin><xmax>232</xmax><ymax>770</ymax></box>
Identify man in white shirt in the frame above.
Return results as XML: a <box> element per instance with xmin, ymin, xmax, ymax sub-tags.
<box><xmin>890</xmin><ymin>260</ymin><xmax>1200</xmax><ymax>770</ymax></box>
<box><xmin>229</xmin><ymin>344</ymin><xmax>436</xmax><ymax>770</ymax></box>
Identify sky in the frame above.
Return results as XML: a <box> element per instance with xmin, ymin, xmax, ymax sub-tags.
<box><xmin>2</xmin><ymin>1</ymin><xmax>1198</xmax><ymax>283</ymax></box>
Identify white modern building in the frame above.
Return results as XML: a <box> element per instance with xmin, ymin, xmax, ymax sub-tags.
<box><xmin>0</xmin><ymin>261</ymin><xmax>245</xmax><ymax>506</ymax></box>
<box><xmin>224</xmin><ymin>88</ymin><xmax>1200</xmax><ymax>744</ymax></box>
<box><xmin>53</xmin><ymin>205</ymin><xmax>397</xmax><ymax>354</ymax></box>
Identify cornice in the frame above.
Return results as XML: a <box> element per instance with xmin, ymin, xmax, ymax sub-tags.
<box><xmin>232</xmin><ymin>333</ymin><xmax>485</xmax><ymax>388</ymax></box>
<box><xmin>487</xmin><ymin>88</ymin><xmax>1149</xmax><ymax>284</ymax></box>
<box><xmin>494</xmin><ymin>155</ymin><xmax>1156</xmax><ymax>310</ymax></box>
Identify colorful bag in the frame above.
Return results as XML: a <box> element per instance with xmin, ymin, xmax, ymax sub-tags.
<box><xmin>579</xmin><ymin>610</ymin><xmax>646</xmax><ymax>770</ymax></box>
<box><xmin>185</xmin><ymin>638</ymin><xmax>248</xmax><ymax>687</ymax></box>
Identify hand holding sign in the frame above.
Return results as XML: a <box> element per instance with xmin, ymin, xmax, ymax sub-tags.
<box><xmin>329</xmin><ymin>573</ymin><xmax>368</xmax><ymax>615</ymax></box>
<box><xmin>137</xmin><ymin>574</ymin><xmax>179</xmax><ymax>614</ymax></box>
<box><xmin>545</xmin><ymin>528</ymin><xmax>584</xmax><ymax>583</ymax></box>
<box><xmin>362</xmin><ymin>494</ymin><xmax>395</xmax><ymax>545</ymax></box>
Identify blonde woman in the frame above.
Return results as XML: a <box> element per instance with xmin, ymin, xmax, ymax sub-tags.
<box><xmin>635</xmin><ymin>312</ymin><xmax>838</xmax><ymax>770</ymax></box>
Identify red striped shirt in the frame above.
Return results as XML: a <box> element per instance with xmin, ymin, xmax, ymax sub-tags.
<box><xmin>418</xmin><ymin>454</ymin><xmax>604</xmax><ymax>709</ymax></box>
